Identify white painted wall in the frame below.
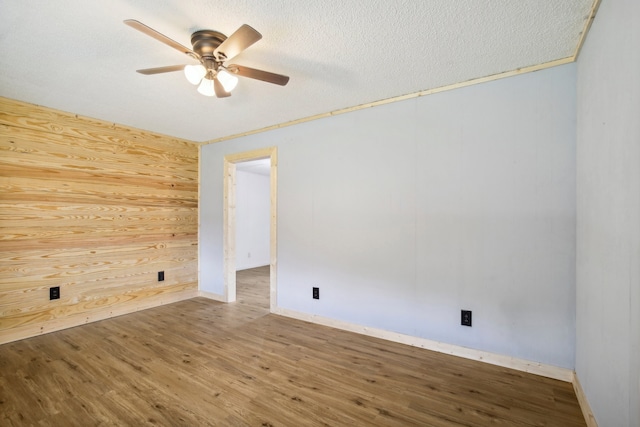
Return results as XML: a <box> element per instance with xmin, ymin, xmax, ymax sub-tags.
<box><xmin>576</xmin><ymin>0</ymin><xmax>640</xmax><ymax>425</ymax></box>
<box><xmin>235</xmin><ymin>170</ymin><xmax>270</xmax><ymax>270</ymax></box>
<box><xmin>200</xmin><ymin>64</ymin><xmax>576</xmax><ymax>369</ymax></box>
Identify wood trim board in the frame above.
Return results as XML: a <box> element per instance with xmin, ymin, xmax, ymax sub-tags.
<box><xmin>203</xmin><ymin>0</ymin><xmax>600</xmax><ymax>148</ymax></box>
<box><xmin>0</xmin><ymin>287</ymin><xmax>197</xmax><ymax>345</ymax></box>
<box><xmin>273</xmin><ymin>306</ymin><xmax>575</xmax><ymax>383</ymax></box>
<box><xmin>202</xmin><ymin>57</ymin><xmax>575</xmax><ymax>146</ymax></box>
<box><xmin>572</xmin><ymin>372</ymin><xmax>599</xmax><ymax>427</ymax></box>
<box><xmin>274</xmin><ymin>306</ymin><xmax>597</xmax><ymax>425</ymax></box>
<box><xmin>573</xmin><ymin>0</ymin><xmax>601</xmax><ymax>60</ymax></box>
<box><xmin>222</xmin><ymin>147</ymin><xmax>278</xmax><ymax>306</ymax></box>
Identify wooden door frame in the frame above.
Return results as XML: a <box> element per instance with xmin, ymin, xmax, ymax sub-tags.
<box><xmin>223</xmin><ymin>147</ymin><xmax>277</xmax><ymax>308</ymax></box>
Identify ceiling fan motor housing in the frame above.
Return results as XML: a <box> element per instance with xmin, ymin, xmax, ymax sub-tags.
<box><xmin>191</xmin><ymin>30</ymin><xmax>227</xmax><ymax>59</ymax></box>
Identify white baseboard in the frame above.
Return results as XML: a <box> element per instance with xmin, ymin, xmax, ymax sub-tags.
<box><xmin>198</xmin><ymin>290</ymin><xmax>226</xmax><ymax>302</ymax></box>
<box><xmin>572</xmin><ymin>372</ymin><xmax>598</xmax><ymax>427</ymax></box>
<box><xmin>272</xmin><ymin>307</ymin><xmax>574</xmax><ymax>382</ymax></box>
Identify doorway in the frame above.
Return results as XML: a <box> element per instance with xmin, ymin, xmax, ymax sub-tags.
<box><xmin>223</xmin><ymin>147</ymin><xmax>277</xmax><ymax>310</ymax></box>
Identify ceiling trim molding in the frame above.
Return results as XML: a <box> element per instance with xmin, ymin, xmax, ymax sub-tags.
<box><xmin>573</xmin><ymin>0</ymin><xmax>601</xmax><ymax>61</ymax></box>
<box><xmin>201</xmin><ymin>56</ymin><xmax>575</xmax><ymax>146</ymax></box>
<box><xmin>201</xmin><ymin>0</ymin><xmax>599</xmax><ymax>146</ymax></box>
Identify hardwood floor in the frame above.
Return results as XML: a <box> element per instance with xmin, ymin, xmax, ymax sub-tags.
<box><xmin>0</xmin><ymin>266</ymin><xmax>586</xmax><ymax>426</ymax></box>
<box><xmin>236</xmin><ymin>266</ymin><xmax>270</xmax><ymax>311</ymax></box>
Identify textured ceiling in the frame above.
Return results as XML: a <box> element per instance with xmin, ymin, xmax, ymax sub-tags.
<box><xmin>0</xmin><ymin>0</ymin><xmax>596</xmax><ymax>143</ymax></box>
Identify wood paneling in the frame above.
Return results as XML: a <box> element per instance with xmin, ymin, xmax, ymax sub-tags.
<box><xmin>0</xmin><ymin>97</ymin><xmax>199</xmax><ymax>344</ymax></box>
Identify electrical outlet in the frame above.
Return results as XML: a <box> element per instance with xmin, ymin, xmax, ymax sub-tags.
<box><xmin>312</xmin><ymin>287</ymin><xmax>319</xmax><ymax>300</ymax></box>
<box><xmin>50</xmin><ymin>286</ymin><xmax>60</xmax><ymax>300</ymax></box>
<box><xmin>158</xmin><ymin>271</ymin><xmax>165</xmax><ymax>282</ymax></box>
<box><xmin>461</xmin><ymin>310</ymin><xmax>472</xmax><ymax>327</ymax></box>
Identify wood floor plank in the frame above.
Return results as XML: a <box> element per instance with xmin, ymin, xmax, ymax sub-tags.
<box><xmin>0</xmin><ymin>266</ymin><xmax>586</xmax><ymax>426</ymax></box>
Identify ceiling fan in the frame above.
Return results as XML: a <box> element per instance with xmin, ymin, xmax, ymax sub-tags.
<box><xmin>124</xmin><ymin>19</ymin><xmax>289</xmax><ymax>98</ymax></box>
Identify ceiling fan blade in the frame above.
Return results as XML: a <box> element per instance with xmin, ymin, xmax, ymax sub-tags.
<box><xmin>124</xmin><ymin>19</ymin><xmax>196</xmax><ymax>58</ymax></box>
<box><xmin>214</xmin><ymin>24</ymin><xmax>262</xmax><ymax>60</ymax></box>
<box><xmin>228</xmin><ymin>65</ymin><xmax>289</xmax><ymax>86</ymax></box>
<box><xmin>136</xmin><ymin>65</ymin><xmax>186</xmax><ymax>75</ymax></box>
<box><xmin>214</xmin><ymin>78</ymin><xmax>231</xmax><ymax>98</ymax></box>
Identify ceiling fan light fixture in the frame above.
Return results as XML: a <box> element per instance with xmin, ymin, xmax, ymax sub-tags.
<box><xmin>184</xmin><ymin>64</ymin><xmax>206</xmax><ymax>85</ymax></box>
<box><xmin>217</xmin><ymin>69</ymin><xmax>239</xmax><ymax>92</ymax></box>
<box><xmin>197</xmin><ymin>76</ymin><xmax>216</xmax><ymax>96</ymax></box>
<box><xmin>125</xmin><ymin>20</ymin><xmax>289</xmax><ymax>98</ymax></box>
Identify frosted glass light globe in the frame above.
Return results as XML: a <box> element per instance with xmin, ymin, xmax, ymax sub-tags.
<box><xmin>184</xmin><ymin>64</ymin><xmax>206</xmax><ymax>85</ymax></box>
<box><xmin>197</xmin><ymin>77</ymin><xmax>216</xmax><ymax>96</ymax></box>
<box><xmin>217</xmin><ymin>69</ymin><xmax>239</xmax><ymax>92</ymax></box>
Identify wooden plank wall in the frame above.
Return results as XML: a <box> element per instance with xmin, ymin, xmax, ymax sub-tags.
<box><xmin>0</xmin><ymin>97</ymin><xmax>199</xmax><ymax>344</ymax></box>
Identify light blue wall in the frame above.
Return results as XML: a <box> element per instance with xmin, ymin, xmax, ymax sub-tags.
<box><xmin>576</xmin><ymin>0</ymin><xmax>640</xmax><ymax>425</ymax></box>
<box><xmin>235</xmin><ymin>170</ymin><xmax>270</xmax><ymax>270</ymax></box>
<box><xmin>201</xmin><ymin>64</ymin><xmax>577</xmax><ymax>368</ymax></box>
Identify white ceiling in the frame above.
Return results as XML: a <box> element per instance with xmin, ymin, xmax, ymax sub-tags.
<box><xmin>0</xmin><ymin>0</ymin><xmax>595</xmax><ymax>143</ymax></box>
<box><xmin>236</xmin><ymin>158</ymin><xmax>271</xmax><ymax>176</ymax></box>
